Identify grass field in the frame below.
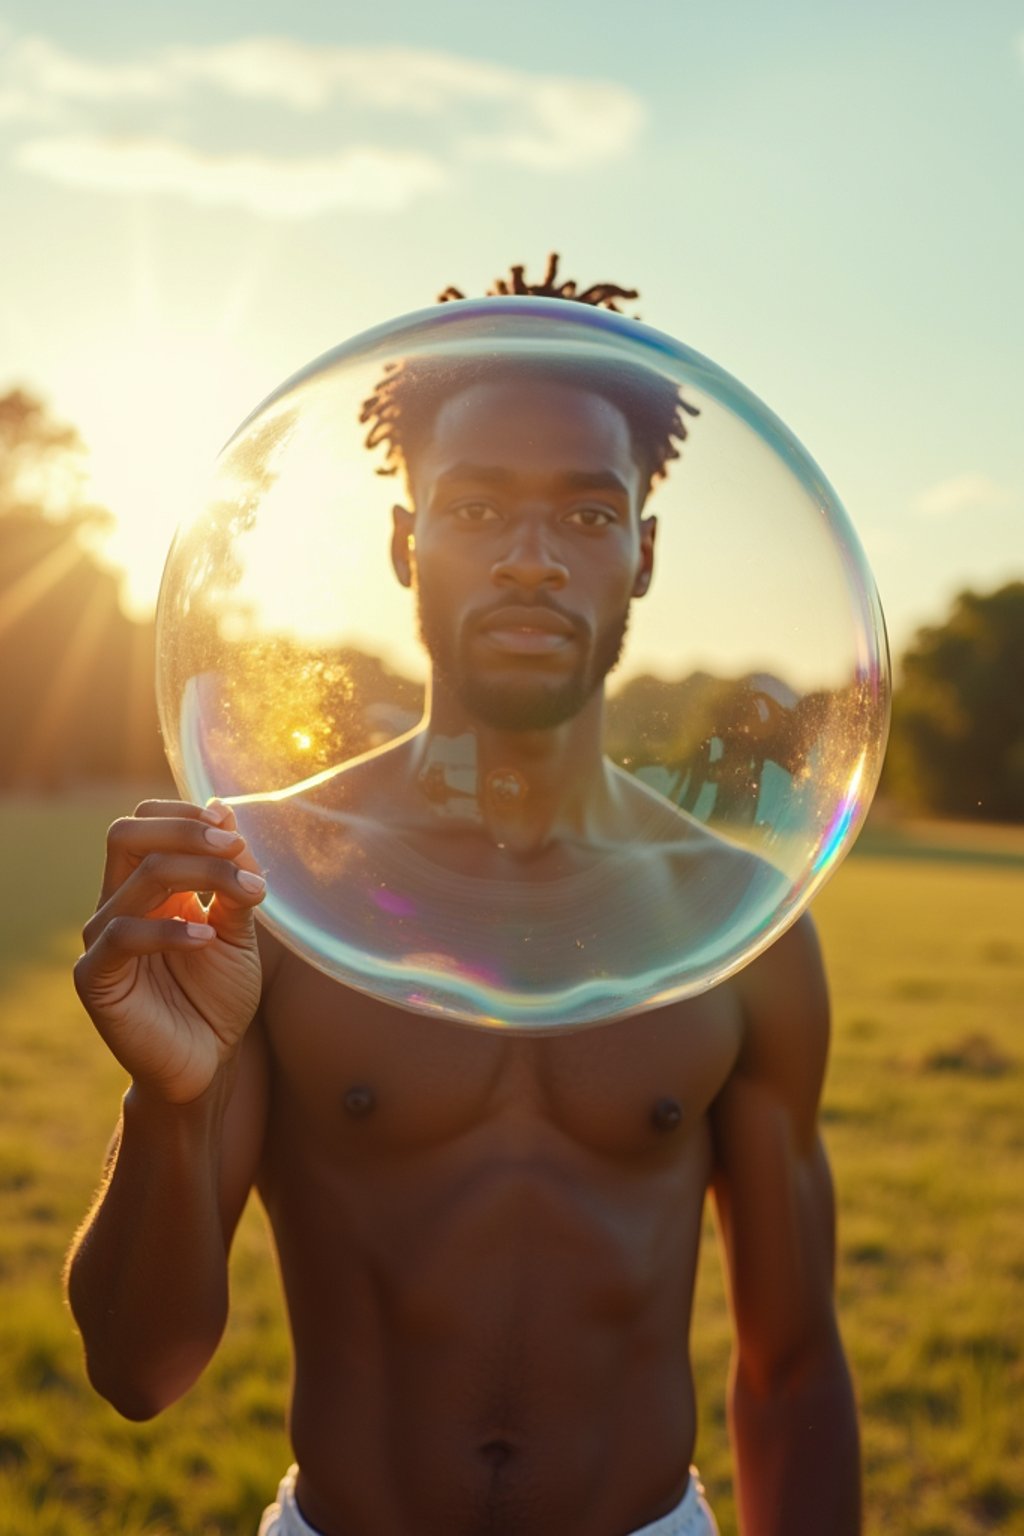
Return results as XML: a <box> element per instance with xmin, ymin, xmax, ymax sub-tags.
<box><xmin>0</xmin><ymin>791</ymin><xmax>1021</xmax><ymax>1535</ymax></box>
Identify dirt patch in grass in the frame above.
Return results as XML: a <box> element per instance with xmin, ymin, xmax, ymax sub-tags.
<box><xmin>921</xmin><ymin>1032</ymin><xmax>1016</xmax><ymax>1078</ymax></box>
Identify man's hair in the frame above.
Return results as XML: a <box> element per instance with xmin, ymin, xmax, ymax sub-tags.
<box><xmin>359</xmin><ymin>255</ymin><xmax>699</xmax><ymax>495</ymax></box>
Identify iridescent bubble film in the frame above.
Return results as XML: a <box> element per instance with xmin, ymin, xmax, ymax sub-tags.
<box><xmin>156</xmin><ymin>299</ymin><xmax>890</xmax><ymax>1030</ymax></box>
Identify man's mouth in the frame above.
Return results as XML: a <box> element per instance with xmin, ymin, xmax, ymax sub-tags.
<box><xmin>477</xmin><ymin>605</ymin><xmax>577</xmax><ymax>655</ymax></box>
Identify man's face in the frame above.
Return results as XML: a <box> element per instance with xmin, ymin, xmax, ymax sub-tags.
<box><xmin>392</xmin><ymin>377</ymin><xmax>656</xmax><ymax>732</ymax></box>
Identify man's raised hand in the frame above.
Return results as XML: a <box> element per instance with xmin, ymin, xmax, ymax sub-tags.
<box><xmin>74</xmin><ymin>800</ymin><xmax>266</xmax><ymax>1106</ymax></box>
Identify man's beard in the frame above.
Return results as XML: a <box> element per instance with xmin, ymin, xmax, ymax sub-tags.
<box><xmin>417</xmin><ymin>597</ymin><xmax>630</xmax><ymax>732</ymax></box>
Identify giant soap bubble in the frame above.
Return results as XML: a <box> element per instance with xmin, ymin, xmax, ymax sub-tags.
<box><xmin>156</xmin><ymin>297</ymin><xmax>889</xmax><ymax>1030</ymax></box>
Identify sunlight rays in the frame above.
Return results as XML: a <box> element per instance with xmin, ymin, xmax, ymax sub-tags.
<box><xmin>13</xmin><ymin>577</ymin><xmax>116</xmax><ymax>781</ymax></box>
<box><xmin>0</xmin><ymin>537</ymin><xmax>88</xmax><ymax>642</ymax></box>
<box><xmin>25</xmin><ymin>199</ymin><xmax>276</xmax><ymax>627</ymax></box>
<box><xmin>124</xmin><ymin>613</ymin><xmax>158</xmax><ymax>778</ymax></box>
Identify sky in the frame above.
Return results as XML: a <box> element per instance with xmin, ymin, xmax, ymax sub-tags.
<box><xmin>0</xmin><ymin>0</ymin><xmax>1021</xmax><ymax>664</ymax></box>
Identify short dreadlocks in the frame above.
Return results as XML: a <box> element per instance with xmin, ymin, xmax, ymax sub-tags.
<box><xmin>359</xmin><ymin>255</ymin><xmax>699</xmax><ymax>500</ymax></box>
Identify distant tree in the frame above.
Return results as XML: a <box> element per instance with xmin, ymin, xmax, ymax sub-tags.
<box><xmin>0</xmin><ymin>388</ymin><xmax>169</xmax><ymax>789</ymax></box>
<box><xmin>887</xmin><ymin>583</ymin><xmax>1024</xmax><ymax>822</ymax></box>
<box><xmin>0</xmin><ymin>388</ymin><xmax>99</xmax><ymax>523</ymax></box>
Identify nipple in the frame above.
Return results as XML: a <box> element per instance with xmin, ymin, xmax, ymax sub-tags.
<box><xmin>651</xmin><ymin>1096</ymin><xmax>683</xmax><ymax>1133</ymax></box>
<box><xmin>343</xmin><ymin>1083</ymin><xmax>376</xmax><ymax>1118</ymax></box>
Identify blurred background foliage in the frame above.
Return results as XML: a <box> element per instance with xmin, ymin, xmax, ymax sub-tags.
<box><xmin>882</xmin><ymin>583</ymin><xmax>1024</xmax><ymax>823</ymax></box>
<box><xmin>2</xmin><ymin>387</ymin><xmax>1021</xmax><ymax>823</ymax></box>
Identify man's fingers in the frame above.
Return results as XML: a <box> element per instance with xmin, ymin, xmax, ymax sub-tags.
<box><xmin>74</xmin><ymin>915</ymin><xmax>218</xmax><ymax>997</ymax></box>
<box><xmin>133</xmin><ymin>798</ymin><xmax>234</xmax><ymax>825</ymax></box>
<box><xmin>85</xmin><ymin>852</ymin><xmax>265</xmax><ymax>951</ymax></box>
<box><xmin>98</xmin><ymin>807</ymin><xmax>244</xmax><ymax>906</ymax></box>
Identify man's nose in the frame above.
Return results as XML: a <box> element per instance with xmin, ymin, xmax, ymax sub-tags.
<box><xmin>491</xmin><ymin>520</ymin><xmax>569</xmax><ymax>591</ymax></box>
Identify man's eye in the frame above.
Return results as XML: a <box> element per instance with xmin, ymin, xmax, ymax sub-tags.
<box><xmin>564</xmin><ymin>505</ymin><xmax>615</xmax><ymax>528</ymax></box>
<box><xmin>452</xmin><ymin>501</ymin><xmax>500</xmax><ymax>523</ymax></box>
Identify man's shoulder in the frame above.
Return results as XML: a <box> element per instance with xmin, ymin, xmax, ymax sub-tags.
<box><xmin>735</xmin><ymin>910</ymin><xmax>827</xmax><ymax>1014</ymax></box>
<box><xmin>725</xmin><ymin>912</ymin><xmax>831</xmax><ymax>1110</ymax></box>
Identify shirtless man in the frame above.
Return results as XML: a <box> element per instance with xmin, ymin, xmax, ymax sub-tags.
<box><xmin>67</xmin><ymin>263</ymin><xmax>862</xmax><ymax>1535</ymax></box>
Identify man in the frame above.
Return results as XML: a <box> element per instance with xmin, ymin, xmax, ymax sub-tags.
<box><xmin>68</xmin><ymin>258</ymin><xmax>861</xmax><ymax>1535</ymax></box>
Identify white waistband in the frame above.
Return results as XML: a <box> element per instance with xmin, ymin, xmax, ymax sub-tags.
<box><xmin>258</xmin><ymin>1464</ymin><xmax>718</xmax><ymax>1536</ymax></box>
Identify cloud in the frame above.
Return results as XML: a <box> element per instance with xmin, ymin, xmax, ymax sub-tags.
<box><xmin>913</xmin><ymin>474</ymin><xmax>1014</xmax><ymax>519</ymax></box>
<box><xmin>0</xmin><ymin>33</ymin><xmax>174</xmax><ymax>116</ymax></box>
<box><xmin>163</xmin><ymin>40</ymin><xmax>521</xmax><ymax>114</ymax></box>
<box><xmin>164</xmin><ymin>39</ymin><xmax>644</xmax><ymax>167</ymax></box>
<box><xmin>0</xmin><ymin>32</ymin><xmax>645</xmax><ymax>213</ymax></box>
<box><xmin>13</xmin><ymin>135</ymin><xmax>448</xmax><ymax>218</ymax></box>
<box><xmin>164</xmin><ymin>37</ymin><xmax>359</xmax><ymax>112</ymax></box>
<box><xmin>15</xmin><ymin>35</ymin><xmax>172</xmax><ymax>102</ymax></box>
<box><xmin>458</xmin><ymin>78</ymin><xmax>645</xmax><ymax>170</ymax></box>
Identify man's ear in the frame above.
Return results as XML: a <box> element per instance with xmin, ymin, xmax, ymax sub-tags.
<box><xmin>391</xmin><ymin>505</ymin><xmax>416</xmax><ymax>589</ymax></box>
<box><xmin>633</xmin><ymin>514</ymin><xmax>657</xmax><ymax>598</ymax></box>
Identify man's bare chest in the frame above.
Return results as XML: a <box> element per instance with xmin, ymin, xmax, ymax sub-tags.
<box><xmin>259</xmin><ymin>955</ymin><xmax>745</xmax><ymax>1166</ymax></box>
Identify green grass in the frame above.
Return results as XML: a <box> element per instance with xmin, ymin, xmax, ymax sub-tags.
<box><xmin>1</xmin><ymin>792</ymin><xmax>1022</xmax><ymax>1534</ymax></box>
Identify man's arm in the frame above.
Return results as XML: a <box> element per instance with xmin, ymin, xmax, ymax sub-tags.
<box><xmin>64</xmin><ymin>1015</ymin><xmax>268</xmax><ymax>1420</ymax></box>
<box><xmin>710</xmin><ymin>914</ymin><xmax>861</xmax><ymax>1536</ymax></box>
<box><xmin>63</xmin><ymin>799</ymin><xmax>273</xmax><ymax>1421</ymax></box>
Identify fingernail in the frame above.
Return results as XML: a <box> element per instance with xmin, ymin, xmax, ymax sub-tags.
<box><xmin>201</xmin><ymin>801</ymin><xmax>230</xmax><ymax>825</ymax></box>
<box><xmin>186</xmin><ymin>922</ymin><xmax>215</xmax><ymax>940</ymax></box>
<box><xmin>236</xmin><ymin>870</ymin><xmax>266</xmax><ymax>894</ymax></box>
<box><xmin>205</xmin><ymin>826</ymin><xmax>240</xmax><ymax>848</ymax></box>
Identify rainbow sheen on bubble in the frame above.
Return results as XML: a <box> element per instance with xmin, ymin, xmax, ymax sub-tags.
<box><xmin>156</xmin><ymin>298</ymin><xmax>889</xmax><ymax>1030</ymax></box>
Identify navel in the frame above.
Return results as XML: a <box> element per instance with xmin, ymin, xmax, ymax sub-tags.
<box><xmin>479</xmin><ymin>1439</ymin><xmax>516</xmax><ymax>1469</ymax></box>
<box><xmin>343</xmin><ymin>1083</ymin><xmax>376</xmax><ymax>1119</ymax></box>
<box><xmin>650</xmin><ymin>1096</ymin><xmax>683</xmax><ymax>1134</ymax></box>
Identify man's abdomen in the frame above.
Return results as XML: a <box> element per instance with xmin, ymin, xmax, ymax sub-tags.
<box><xmin>275</xmin><ymin>1145</ymin><xmax>707</xmax><ymax>1536</ymax></box>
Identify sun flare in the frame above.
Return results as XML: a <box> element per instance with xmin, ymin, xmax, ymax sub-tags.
<box><xmin>58</xmin><ymin>330</ymin><xmax>261</xmax><ymax>621</ymax></box>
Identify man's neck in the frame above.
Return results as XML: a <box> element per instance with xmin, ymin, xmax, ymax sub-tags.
<box><xmin>408</xmin><ymin>689</ymin><xmax>611</xmax><ymax>854</ymax></box>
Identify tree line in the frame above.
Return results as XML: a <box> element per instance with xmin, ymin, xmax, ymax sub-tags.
<box><xmin>1</xmin><ymin>389</ymin><xmax>1021</xmax><ymax>822</ymax></box>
